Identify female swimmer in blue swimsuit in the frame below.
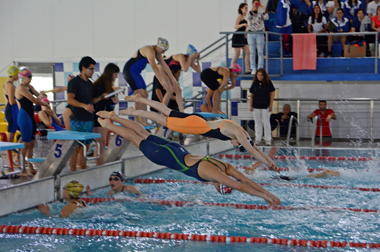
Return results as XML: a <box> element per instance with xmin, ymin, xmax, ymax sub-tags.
<box><xmin>96</xmin><ymin>111</ymin><xmax>281</xmax><ymax>207</ymax></box>
<box><xmin>123</xmin><ymin>94</ymin><xmax>278</xmax><ymax>172</ymax></box>
<box><xmin>123</xmin><ymin>37</ymin><xmax>182</xmax><ymax>125</ymax></box>
<box><xmin>15</xmin><ymin>68</ymin><xmax>50</xmax><ymax>176</ymax></box>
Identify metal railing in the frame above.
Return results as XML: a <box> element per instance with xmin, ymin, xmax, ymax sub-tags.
<box><xmin>220</xmin><ymin>30</ymin><xmax>379</xmax><ymax>74</ymax></box>
<box><xmin>220</xmin><ymin>31</ymin><xmax>284</xmax><ymax>76</ymax></box>
<box><xmin>310</xmin><ymin>116</ymin><xmax>323</xmax><ymax>148</ymax></box>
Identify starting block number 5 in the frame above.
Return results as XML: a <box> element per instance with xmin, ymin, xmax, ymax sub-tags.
<box><xmin>54</xmin><ymin>144</ymin><xmax>63</xmax><ymax>158</ymax></box>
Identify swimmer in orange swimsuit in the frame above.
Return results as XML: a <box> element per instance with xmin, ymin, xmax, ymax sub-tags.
<box><xmin>96</xmin><ymin>111</ymin><xmax>281</xmax><ymax>206</ymax></box>
<box><xmin>123</xmin><ymin>94</ymin><xmax>278</xmax><ymax>172</ymax></box>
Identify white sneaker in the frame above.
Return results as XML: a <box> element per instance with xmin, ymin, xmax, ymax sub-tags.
<box><xmin>255</xmin><ymin>140</ymin><xmax>262</xmax><ymax>145</ymax></box>
<box><xmin>265</xmin><ymin>141</ymin><xmax>271</xmax><ymax>146</ymax></box>
<box><xmin>251</xmin><ymin>69</ymin><xmax>256</xmax><ymax>75</ymax></box>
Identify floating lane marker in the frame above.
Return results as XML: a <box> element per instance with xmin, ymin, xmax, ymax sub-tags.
<box><xmin>1</xmin><ymin>225</ymin><xmax>379</xmax><ymax>248</ymax></box>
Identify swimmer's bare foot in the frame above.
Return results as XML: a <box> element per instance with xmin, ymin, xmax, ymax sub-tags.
<box><xmin>29</xmin><ymin>168</ymin><xmax>37</xmax><ymax>175</ymax></box>
<box><xmin>125</xmin><ymin>94</ymin><xmax>142</xmax><ymax>102</ymax></box>
<box><xmin>218</xmin><ymin>110</ymin><xmax>226</xmax><ymax>115</ymax></box>
<box><xmin>20</xmin><ymin>170</ymin><xmax>32</xmax><ymax>177</ymax></box>
<box><xmin>98</xmin><ymin>118</ymin><xmax>112</xmax><ymax>128</ymax></box>
<box><xmin>119</xmin><ymin>107</ymin><xmax>135</xmax><ymax>116</ymax></box>
<box><xmin>96</xmin><ymin>111</ymin><xmax>116</xmax><ymax>120</ymax></box>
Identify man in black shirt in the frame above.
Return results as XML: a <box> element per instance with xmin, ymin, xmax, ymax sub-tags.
<box><xmin>67</xmin><ymin>56</ymin><xmax>96</xmax><ymax>171</ymax></box>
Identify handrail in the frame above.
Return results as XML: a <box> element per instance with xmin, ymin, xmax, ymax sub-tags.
<box><xmin>220</xmin><ymin>31</ymin><xmax>283</xmax><ymax>76</ymax></box>
<box><xmin>310</xmin><ymin>116</ymin><xmax>323</xmax><ymax>147</ymax></box>
<box><xmin>286</xmin><ymin>115</ymin><xmax>295</xmax><ymax>145</ymax></box>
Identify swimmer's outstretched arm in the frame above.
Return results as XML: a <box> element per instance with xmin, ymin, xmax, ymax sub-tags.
<box><xmin>228</xmin><ymin>126</ymin><xmax>278</xmax><ymax>172</ymax></box>
<box><xmin>200</xmin><ymin>163</ymin><xmax>281</xmax><ymax>206</ymax></box>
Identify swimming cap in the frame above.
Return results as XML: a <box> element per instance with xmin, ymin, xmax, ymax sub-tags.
<box><xmin>64</xmin><ymin>180</ymin><xmax>84</xmax><ymax>198</ymax></box>
<box><xmin>41</xmin><ymin>98</ymin><xmax>50</xmax><ymax>103</ymax></box>
<box><xmin>18</xmin><ymin>68</ymin><xmax>32</xmax><ymax>78</ymax></box>
<box><xmin>110</xmin><ymin>171</ymin><xmax>124</xmax><ymax>181</ymax></box>
<box><xmin>186</xmin><ymin>44</ymin><xmax>198</xmax><ymax>55</ymax></box>
<box><xmin>157</xmin><ymin>37</ymin><xmax>169</xmax><ymax>52</ymax></box>
<box><xmin>7</xmin><ymin>65</ymin><xmax>20</xmax><ymax>76</ymax></box>
<box><xmin>230</xmin><ymin>63</ymin><xmax>242</xmax><ymax>73</ymax></box>
<box><xmin>217</xmin><ymin>184</ymin><xmax>234</xmax><ymax>195</ymax></box>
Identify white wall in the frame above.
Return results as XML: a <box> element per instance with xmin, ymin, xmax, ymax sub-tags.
<box><xmin>0</xmin><ymin>0</ymin><xmax>245</xmax><ymax>75</ymax></box>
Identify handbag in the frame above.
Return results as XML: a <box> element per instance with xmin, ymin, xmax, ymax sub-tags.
<box><xmin>327</xmin><ymin>20</ymin><xmax>337</xmax><ymax>32</ymax></box>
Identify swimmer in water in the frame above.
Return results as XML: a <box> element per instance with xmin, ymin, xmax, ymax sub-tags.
<box><xmin>123</xmin><ymin>94</ymin><xmax>278</xmax><ymax>172</ymax></box>
<box><xmin>96</xmin><ymin>111</ymin><xmax>281</xmax><ymax>206</ymax></box>
<box><xmin>86</xmin><ymin>171</ymin><xmax>143</xmax><ymax>196</ymax></box>
<box><xmin>245</xmin><ymin>148</ymin><xmax>340</xmax><ymax>180</ymax></box>
<box><xmin>38</xmin><ymin>181</ymin><xmax>87</xmax><ymax>218</ymax></box>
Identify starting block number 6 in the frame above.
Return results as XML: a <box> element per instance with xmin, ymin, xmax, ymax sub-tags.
<box><xmin>115</xmin><ymin>135</ymin><xmax>123</xmax><ymax>146</ymax></box>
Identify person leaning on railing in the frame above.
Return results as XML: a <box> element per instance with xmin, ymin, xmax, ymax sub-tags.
<box><xmin>349</xmin><ymin>8</ymin><xmax>372</xmax><ymax>56</ymax></box>
<box><xmin>306</xmin><ymin>100</ymin><xmax>337</xmax><ymax>138</ymax></box>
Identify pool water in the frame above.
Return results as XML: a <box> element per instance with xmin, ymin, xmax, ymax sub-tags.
<box><xmin>1</xmin><ymin>147</ymin><xmax>380</xmax><ymax>251</ymax></box>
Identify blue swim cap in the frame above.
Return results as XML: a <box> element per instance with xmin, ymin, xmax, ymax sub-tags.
<box><xmin>187</xmin><ymin>44</ymin><xmax>198</xmax><ymax>55</ymax></box>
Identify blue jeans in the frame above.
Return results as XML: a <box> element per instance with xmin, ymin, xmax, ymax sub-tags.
<box><xmin>247</xmin><ymin>33</ymin><xmax>264</xmax><ymax>70</ymax></box>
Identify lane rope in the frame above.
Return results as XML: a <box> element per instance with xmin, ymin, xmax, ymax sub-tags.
<box><xmin>77</xmin><ymin>197</ymin><xmax>379</xmax><ymax>214</ymax></box>
<box><xmin>1</xmin><ymin>224</ymin><xmax>379</xmax><ymax>248</ymax></box>
<box><xmin>132</xmin><ymin>178</ymin><xmax>380</xmax><ymax>193</ymax></box>
<box><xmin>218</xmin><ymin>153</ymin><xmax>376</xmax><ymax>162</ymax></box>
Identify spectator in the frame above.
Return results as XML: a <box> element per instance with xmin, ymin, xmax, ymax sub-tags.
<box><xmin>200</xmin><ymin>64</ymin><xmax>241</xmax><ymax>114</ymax></box>
<box><xmin>15</xmin><ymin>68</ymin><xmax>50</xmax><ymax>176</ymax></box>
<box><xmin>67</xmin><ymin>56</ymin><xmax>96</xmax><ymax>171</ymax></box>
<box><xmin>294</xmin><ymin>0</ymin><xmax>312</xmax><ymax>15</ymax></box>
<box><xmin>231</xmin><ymin>3</ymin><xmax>250</xmax><ymax>74</ymax></box>
<box><xmin>38</xmin><ymin>181</ymin><xmax>87</xmax><ymax>218</ymax></box>
<box><xmin>309</xmin><ymin>0</ymin><xmax>329</xmax><ymax>19</ymax></box>
<box><xmin>349</xmin><ymin>8</ymin><xmax>372</xmax><ymax>55</ymax></box>
<box><xmin>327</xmin><ymin>8</ymin><xmax>350</xmax><ymax>57</ymax></box>
<box><xmin>270</xmin><ymin>104</ymin><xmax>298</xmax><ymax>137</ymax></box>
<box><xmin>367</xmin><ymin>0</ymin><xmax>380</xmax><ymax>18</ymax></box>
<box><xmin>308</xmin><ymin>4</ymin><xmax>328</xmax><ymax>57</ymax></box>
<box><xmin>92</xmin><ymin>63</ymin><xmax>121</xmax><ymax>166</ymax></box>
<box><xmin>249</xmin><ymin>68</ymin><xmax>275</xmax><ymax>146</ymax></box>
<box><xmin>326</xmin><ymin>0</ymin><xmax>343</xmax><ymax>21</ymax></box>
<box><xmin>123</xmin><ymin>38</ymin><xmax>181</xmax><ymax>126</ymax></box>
<box><xmin>371</xmin><ymin>6</ymin><xmax>380</xmax><ymax>31</ymax></box>
<box><xmin>275</xmin><ymin>0</ymin><xmax>293</xmax><ymax>34</ymax></box>
<box><xmin>36</xmin><ymin>98</ymin><xmax>65</xmax><ymax>131</ymax></box>
<box><xmin>86</xmin><ymin>171</ymin><xmax>142</xmax><ymax>196</ymax></box>
<box><xmin>307</xmin><ymin>100</ymin><xmax>337</xmax><ymax>138</ymax></box>
<box><xmin>247</xmin><ymin>0</ymin><xmax>268</xmax><ymax>75</ymax></box>
<box><xmin>343</xmin><ymin>0</ymin><xmax>366</xmax><ymax>20</ymax></box>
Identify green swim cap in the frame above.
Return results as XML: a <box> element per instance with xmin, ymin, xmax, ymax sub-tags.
<box><xmin>7</xmin><ymin>65</ymin><xmax>20</xmax><ymax>76</ymax></box>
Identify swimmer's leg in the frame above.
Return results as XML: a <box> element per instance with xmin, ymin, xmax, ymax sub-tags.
<box><xmin>98</xmin><ymin>118</ymin><xmax>146</xmax><ymax>148</ymax></box>
<box><xmin>126</xmin><ymin>94</ymin><xmax>172</xmax><ymax>116</ymax></box>
<box><xmin>119</xmin><ymin>108</ymin><xmax>167</xmax><ymax>126</ymax></box>
<box><xmin>307</xmin><ymin>169</ymin><xmax>340</xmax><ymax>178</ymax></box>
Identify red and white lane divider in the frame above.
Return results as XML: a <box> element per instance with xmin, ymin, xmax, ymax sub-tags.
<box><xmin>78</xmin><ymin>197</ymin><xmax>379</xmax><ymax>214</ymax></box>
<box><xmin>132</xmin><ymin>178</ymin><xmax>380</xmax><ymax>193</ymax></box>
<box><xmin>1</xmin><ymin>224</ymin><xmax>379</xmax><ymax>248</ymax></box>
<box><xmin>218</xmin><ymin>153</ymin><xmax>375</xmax><ymax>162</ymax></box>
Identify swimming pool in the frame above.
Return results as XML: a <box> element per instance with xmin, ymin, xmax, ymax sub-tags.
<box><xmin>1</xmin><ymin>147</ymin><xmax>380</xmax><ymax>251</ymax></box>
